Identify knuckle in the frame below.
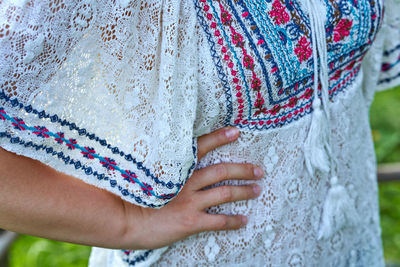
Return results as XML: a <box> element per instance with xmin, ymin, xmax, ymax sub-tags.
<box><xmin>233</xmin><ymin>217</ymin><xmax>242</xmax><ymax>229</ymax></box>
<box><xmin>246</xmin><ymin>185</ymin><xmax>256</xmax><ymax>198</ymax></box>
<box><xmin>179</xmin><ymin>194</ymin><xmax>197</xmax><ymax>211</ymax></box>
<box><xmin>216</xmin><ymin>216</ymin><xmax>229</xmax><ymax>229</ymax></box>
<box><xmin>181</xmin><ymin>213</ymin><xmax>199</xmax><ymax>230</ymax></box>
<box><xmin>215</xmin><ymin>164</ymin><xmax>228</xmax><ymax>179</ymax></box>
<box><xmin>246</xmin><ymin>164</ymin><xmax>255</xmax><ymax>175</ymax></box>
<box><xmin>197</xmin><ymin>145</ymin><xmax>207</xmax><ymax>159</ymax></box>
<box><xmin>218</xmin><ymin>129</ymin><xmax>228</xmax><ymax>141</ymax></box>
<box><xmin>219</xmin><ymin>186</ymin><xmax>233</xmax><ymax>202</ymax></box>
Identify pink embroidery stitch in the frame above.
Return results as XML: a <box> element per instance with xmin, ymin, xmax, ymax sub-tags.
<box><xmin>269</xmin><ymin>0</ymin><xmax>290</xmax><ymax>25</ymax></box>
<box><xmin>122</xmin><ymin>170</ymin><xmax>138</xmax><ymax>184</ymax></box>
<box><xmin>333</xmin><ymin>19</ymin><xmax>352</xmax><ymax>42</ymax></box>
<box><xmin>55</xmin><ymin>132</ymin><xmax>64</xmax><ymax>144</ymax></box>
<box><xmin>217</xmin><ymin>1</ymin><xmax>268</xmax><ymax>116</ymax></box>
<box><xmin>12</xmin><ymin>117</ymin><xmax>26</xmax><ymax>130</ymax></box>
<box><xmin>294</xmin><ymin>37</ymin><xmax>312</xmax><ymax>63</ymax></box>
<box><xmin>33</xmin><ymin>126</ymin><xmax>50</xmax><ymax>138</ymax></box>
<box><xmin>82</xmin><ymin>146</ymin><xmax>96</xmax><ymax>159</ymax></box>
<box><xmin>199</xmin><ymin>0</ymin><xmax>318</xmax><ymax>123</ymax></box>
<box><xmin>66</xmin><ymin>138</ymin><xmax>77</xmax><ymax>149</ymax></box>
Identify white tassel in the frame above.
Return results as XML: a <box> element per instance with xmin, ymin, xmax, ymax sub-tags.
<box><xmin>303</xmin><ymin>0</ymin><xmax>359</xmax><ymax>241</ymax></box>
<box><xmin>318</xmin><ymin>176</ymin><xmax>359</xmax><ymax>240</ymax></box>
<box><xmin>304</xmin><ymin>97</ymin><xmax>330</xmax><ymax>176</ymax></box>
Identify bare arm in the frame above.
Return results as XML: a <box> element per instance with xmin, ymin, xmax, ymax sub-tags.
<box><xmin>0</xmin><ymin>145</ymin><xmax>128</xmax><ymax>248</ymax></box>
<box><xmin>0</xmin><ymin>127</ymin><xmax>263</xmax><ymax>250</ymax></box>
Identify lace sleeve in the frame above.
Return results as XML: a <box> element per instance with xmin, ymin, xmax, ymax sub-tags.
<box><xmin>362</xmin><ymin>0</ymin><xmax>400</xmax><ymax>104</ymax></box>
<box><xmin>0</xmin><ymin>0</ymin><xmax>199</xmax><ymax>208</ymax></box>
<box><xmin>376</xmin><ymin>0</ymin><xmax>400</xmax><ymax>91</ymax></box>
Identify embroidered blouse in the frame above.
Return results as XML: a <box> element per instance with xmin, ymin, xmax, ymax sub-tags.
<box><xmin>0</xmin><ymin>0</ymin><xmax>399</xmax><ymax>266</ymax></box>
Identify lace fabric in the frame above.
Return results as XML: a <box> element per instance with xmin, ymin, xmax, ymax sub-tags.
<box><xmin>1</xmin><ymin>0</ymin><xmax>400</xmax><ymax>266</ymax></box>
<box><xmin>0</xmin><ymin>0</ymin><xmax>199</xmax><ymax>208</ymax></box>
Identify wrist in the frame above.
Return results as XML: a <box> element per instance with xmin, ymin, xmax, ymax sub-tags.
<box><xmin>117</xmin><ymin>199</ymin><xmax>144</xmax><ymax>250</ymax></box>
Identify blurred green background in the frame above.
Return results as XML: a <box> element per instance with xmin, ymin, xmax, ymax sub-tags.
<box><xmin>371</xmin><ymin>86</ymin><xmax>400</xmax><ymax>265</ymax></box>
<box><xmin>4</xmin><ymin>86</ymin><xmax>400</xmax><ymax>267</ymax></box>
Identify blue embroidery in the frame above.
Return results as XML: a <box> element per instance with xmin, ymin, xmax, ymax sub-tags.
<box><xmin>207</xmin><ymin>0</ymin><xmax>253</xmax><ymax>120</ymax></box>
<box><xmin>228</xmin><ymin>0</ymin><xmax>313</xmax><ymax>105</ymax></box>
<box><xmin>0</xmin><ymin>131</ymin><xmax>169</xmax><ymax>208</ymax></box>
<box><xmin>194</xmin><ymin>0</ymin><xmax>382</xmax><ymax>130</ymax></box>
<box><xmin>122</xmin><ymin>250</ymin><xmax>153</xmax><ymax>266</ymax></box>
<box><xmin>0</xmin><ymin>91</ymin><xmax>198</xmax><ymax>207</ymax></box>
<box><xmin>383</xmin><ymin>44</ymin><xmax>400</xmax><ymax>56</ymax></box>
<box><xmin>0</xmin><ymin>90</ymin><xmax>186</xmax><ymax>190</ymax></box>
<box><xmin>194</xmin><ymin>0</ymin><xmax>233</xmax><ymax>126</ymax></box>
<box><xmin>378</xmin><ymin>71</ymin><xmax>400</xmax><ymax>85</ymax></box>
<box><xmin>379</xmin><ymin>47</ymin><xmax>400</xmax><ymax>84</ymax></box>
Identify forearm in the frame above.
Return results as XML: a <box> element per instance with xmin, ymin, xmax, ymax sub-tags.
<box><xmin>0</xmin><ymin>147</ymin><xmax>132</xmax><ymax>249</ymax></box>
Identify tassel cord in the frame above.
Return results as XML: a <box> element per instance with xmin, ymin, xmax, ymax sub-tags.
<box><xmin>303</xmin><ymin>0</ymin><xmax>333</xmax><ymax>177</ymax></box>
<box><xmin>304</xmin><ymin>0</ymin><xmax>360</xmax><ymax>240</ymax></box>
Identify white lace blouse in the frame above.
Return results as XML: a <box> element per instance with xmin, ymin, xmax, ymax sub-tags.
<box><xmin>0</xmin><ymin>0</ymin><xmax>399</xmax><ymax>266</ymax></box>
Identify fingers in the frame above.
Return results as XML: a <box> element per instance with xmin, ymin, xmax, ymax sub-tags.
<box><xmin>198</xmin><ymin>214</ymin><xmax>248</xmax><ymax>232</ymax></box>
<box><xmin>190</xmin><ymin>163</ymin><xmax>264</xmax><ymax>190</ymax></box>
<box><xmin>197</xmin><ymin>184</ymin><xmax>261</xmax><ymax>209</ymax></box>
<box><xmin>197</xmin><ymin>127</ymin><xmax>240</xmax><ymax>160</ymax></box>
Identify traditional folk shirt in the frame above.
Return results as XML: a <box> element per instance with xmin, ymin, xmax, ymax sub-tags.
<box><xmin>0</xmin><ymin>0</ymin><xmax>399</xmax><ymax>266</ymax></box>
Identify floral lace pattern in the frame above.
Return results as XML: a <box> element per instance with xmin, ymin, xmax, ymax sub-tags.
<box><xmin>0</xmin><ymin>0</ymin><xmax>200</xmax><ymax>208</ymax></box>
<box><xmin>0</xmin><ymin>0</ymin><xmax>400</xmax><ymax>266</ymax></box>
<box><xmin>157</xmin><ymin>80</ymin><xmax>385</xmax><ymax>265</ymax></box>
<box><xmin>0</xmin><ymin>93</ymin><xmax>197</xmax><ymax>206</ymax></box>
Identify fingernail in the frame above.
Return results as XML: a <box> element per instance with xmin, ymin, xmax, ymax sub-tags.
<box><xmin>242</xmin><ymin>216</ymin><xmax>248</xmax><ymax>226</ymax></box>
<box><xmin>225</xmin><ymin>127</ymin><xmax>239</xmax><ymax>140</ymax></box>
<box><xmin>253</xmin><ymin>167</ymin><xmax>264</xmax><ymax>178</ymax></box>
<box><xmin>253</xmin><ymin>185</ymin><xmax>261</xmax><ymax>196</ymax></box>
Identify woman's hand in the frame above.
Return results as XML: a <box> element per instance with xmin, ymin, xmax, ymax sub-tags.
<box><xmin>121</xmin><ymin>127</ymin><xmax>264</xmax><ymax>250</ymax></box>
<box><xmin>0</xmin><ymin>126</ymin><xmax>262</xmax><ymax>250</ymax></box>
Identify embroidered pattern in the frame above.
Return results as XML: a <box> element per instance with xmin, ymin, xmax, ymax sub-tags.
<box><xmin>122</xmin><ymin>250</ymin><xmax>153</xmax><ymax>266</ymax></box>
<box><xmin>379</xmin><ymin>44</ymin><xmax>400</xmax><ymax>84</ymax></box>
<box><xmin>195</xmin><ymin>0</ymin><xmax>382</xmax><ymax>130</ymax></box>
<box><xmin>0</xmin><ymin>91</ymin><xmax>197</xmax><ymax>208</ymax></box>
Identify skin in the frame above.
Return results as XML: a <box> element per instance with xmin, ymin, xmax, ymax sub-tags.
<box><xmin>0</xmin><ymin>126</ymin><xmax>264</xmax><ymax>250</ymax></box>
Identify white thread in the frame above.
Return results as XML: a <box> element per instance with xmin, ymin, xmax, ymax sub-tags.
<box><xmin>303</xmin><ymin>0</ymin><xmax>330</xmax><ymax>177</ymax></box>
<box><xmin>304</xmin><ymin>0</ymin><xmax>360</xmax><ymax>240</ymax></box>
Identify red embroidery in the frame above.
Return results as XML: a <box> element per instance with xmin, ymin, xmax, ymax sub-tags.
<box><xmin>269</xmin><ymin>0</ymin><xmax>290</xmax><ymax>25</ymax></box>
<box><xmin>217</xmin><ymin>1</ymin><xmax>267</xmax><ymax>116</ymax></box>
<box><xmin>141</xmin><ymin>183</ymin><xmax>154</xmax><ymax>196</ymax></box>
<box><xmin>333</xmin><ymin>19</ymin><xmax>352</xmax><ymax>42</ymax></box>
<box><xmin>81</xmin><ymin>146</ymin><xmax>96</xmax><ymax>159</ymax></box>
<box><xmin>33</xmin><ymin>126</ymin><xmax>50</xmax><ymax>138</ymax></box>
<box><xmin>66</xmin><ymin>138</ymin><xmax>77</xmax><ymax>150</ymax></box>
<box><xmin>122</xmin><ymin>170</ymin><xmax>138</xmax><ymax>184</ymax></box>
<box><xmin>201</xmin><ymin>1</ymin><xmax>247</xmax><ymax>124</ymax></box>
<box><xmin>12</xmin><ymin>117</ymin><xmax>26</xmax><ymax>131</ymax></box>
<box><xmin>55</xmin><ymin>132</ymin><xmax>64</xmax><ymax>144</ymax></box>
<box><xmin>294</xmin><ymin>37</ymin><xmax>312</xmax><ymax>63</ymax></box>
<box><xmin>0</xmin><ymin>108</ymin><xmax>7</xmax><ymax>120</ymax></box>
<box><xmin>100</xmin><ymin>157</ymin><xmax>117</xmax><ymax>170</ymax></box>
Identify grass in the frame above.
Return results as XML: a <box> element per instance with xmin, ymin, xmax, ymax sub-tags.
<box><xmin>6</xmin><ymin>86</ymin><xmax>400</xmax><ymax>266</ymax></box>
<box><xmin>8</xmin><ymin>236</ymin><xmax>91</xmax><ymax>267</ymax></box>
<box><xmin>370</xmin><ymin>87</ymin><xmax>400</xmax><ymax>164</ymax></box>
<box><xmin>379</xmin><ymin>182</ymin><xmax>400</xmax><ymax>264</ymax></box>
<box><xmin>370</xmin><ymin>86</ymin><xmax>400</xmax><ymax>264</ymax></box>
